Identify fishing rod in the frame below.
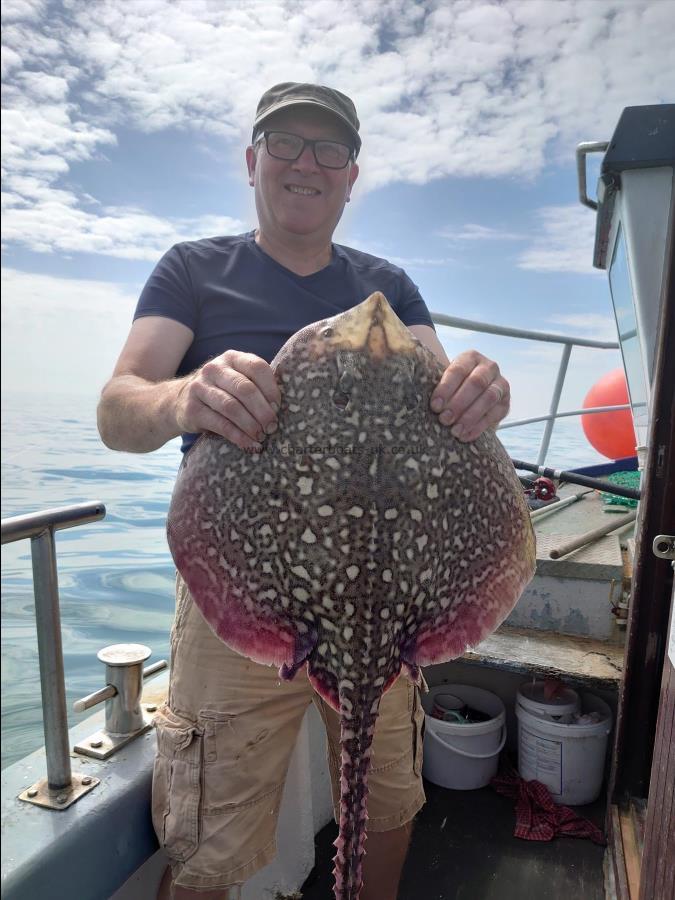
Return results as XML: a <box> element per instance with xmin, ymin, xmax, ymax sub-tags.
<box><xmin>549</xmin><ymin>510</ymin><xmax>637</xmax><ymax>559</ymax></box>
<box><xmin>511</xmin><ymin>459</ymin><xmax>641</xmax><ymax>501</ymax></box>
<box><xmin>529</xmin><ymin>489</ymin><xmax>594</xmax><ymax>521</ymax></box>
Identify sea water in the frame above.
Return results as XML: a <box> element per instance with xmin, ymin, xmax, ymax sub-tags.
<box><xmin>1</xmin><ymin>390</ymin><xmax>607</xmax><ymax>769</ymax></box>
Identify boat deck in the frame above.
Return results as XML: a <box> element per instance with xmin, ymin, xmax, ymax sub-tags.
<box><xmin>458</xmin><ymin>480</ymin><xmax>634</xmax><ymax>688</ymax></box>
<box><xmin>302</xmin><ymin>763</ymin><xmax>607</xmax><ymax>899</ymax></box>
<box><xmin>527</xmin><ymin>479</ymin><xmax>635</xmax><ymax>581</ymax></box>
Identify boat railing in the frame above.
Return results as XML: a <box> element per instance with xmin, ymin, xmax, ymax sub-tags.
<box><xmin>1</xmin><ymin>502</ymin><xmax>106</xmax><ymax>804</ymax></box>
<box><xmin>430</xmin><ymin>311</ymin><xmax>624</xmax><ymax>465</ymax></box>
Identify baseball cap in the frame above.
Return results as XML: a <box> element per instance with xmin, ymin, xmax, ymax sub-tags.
<box><xmin>252</xmin><ymin>82</ymin><xmax>361</xmax><ymax>157</ymax></box>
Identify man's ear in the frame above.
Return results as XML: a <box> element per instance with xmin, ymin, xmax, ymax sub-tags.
<box><xmin>246</xmin><ymin>146</ymin><xmax>257</xmax><ymax>187</ymax></box>
<box><xmin>346</xmin><ymin>162</ymin><xmax>359</xmax><ymax>201</ymax></box>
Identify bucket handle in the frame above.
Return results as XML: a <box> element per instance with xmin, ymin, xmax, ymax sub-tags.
<box><xmin>426</xmin><ymin>723</ymin><xmax>507</xmax><ymax>759</ymax></box>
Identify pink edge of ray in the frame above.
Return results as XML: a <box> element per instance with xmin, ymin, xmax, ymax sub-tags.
<box><xmin>178</xmin><ymin>560</ymin><xmax>296</xmax><ymax>669</ymax></box>
<box><xmin>412</xmin><ymin>585</ymin><xmax>523</xmax><ymax>667</ymax></box>
<box><xmin>308</xmin><ymin>668</ymin><xmax>340</xmax><ymax>712</ymax></box>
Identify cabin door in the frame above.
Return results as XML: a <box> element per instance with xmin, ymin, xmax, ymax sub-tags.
<box><xmin>605</xmin><ymin>218</ymin><xmax>674</xmax><ymax>898</ymax></box>
<box><xmin>638</xmin><ymin>577</ymin><xmax>675</xmax><ymax>900</ymax></box>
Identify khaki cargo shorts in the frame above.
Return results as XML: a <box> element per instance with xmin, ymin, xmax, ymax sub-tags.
<box><xmin>151</xmin><ymin>574</ymin><xmax>426</xmax><ymax>891</ymax></box>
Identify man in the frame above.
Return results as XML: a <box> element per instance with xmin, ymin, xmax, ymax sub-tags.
<box><xmin>98</xmin><ymin>82</ymin><xmax>510</xmax><ymax>900</ymax></box>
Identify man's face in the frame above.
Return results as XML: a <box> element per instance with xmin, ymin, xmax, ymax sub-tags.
<box><xmin>246</xmin><ymin>107</ymin><xmax>359</xmax><ymax>243</ymax></box>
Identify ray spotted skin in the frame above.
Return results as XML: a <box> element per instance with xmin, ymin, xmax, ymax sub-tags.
<box><xmin>167</xmin><ymin>292</ymin><xmax>536</xmax><ymax>900</ymax></box>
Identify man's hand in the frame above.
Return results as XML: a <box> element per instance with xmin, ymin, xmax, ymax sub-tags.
<box><xmin>430</xmin><ymin>350</ymin><xmax>510</xmax><ymax>442</ymax></box>
<box><xmin>176</xmin><ymin>350</ymin><xmax>281</xmax><ymax>452</ymax></box>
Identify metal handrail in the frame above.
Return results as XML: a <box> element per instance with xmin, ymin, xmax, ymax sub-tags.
<box><xmin>431</xmin><ymin>313</ymin><xmax>619</xmax><ymax>349</ymax></box>
<box><xmin>576</xmin><ymin>141</ymin><xmax>610</xmax><ymax>210</ymax></box>
<box><xmin>499</xmin><ymin>403</ymin><xmax>630</xmax><ymax>429</ymax></box>
<box><xmin>430</xmin><ymin>312</ymin><xmax>622</xmax><ymax>466</ymax></box>
<box><xmin>1</xmin><ymin>502</ymin><xmax>106</xmax><ymax>792</ymax></box>
<box><xmin>2</xmin><ymin>502</ymin><xmax>107</xmax><ymax>543</ymax></box>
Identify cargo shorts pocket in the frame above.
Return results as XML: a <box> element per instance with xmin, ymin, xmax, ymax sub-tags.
<box><xmin>152</xmin><ymin>704</ymin><xmax>204</xmax><ymax>862</ymax></box>
<box><xmin>199</xmin><ymin>708</ymin><xmax>275</xmax><ymax>813</ymax></box>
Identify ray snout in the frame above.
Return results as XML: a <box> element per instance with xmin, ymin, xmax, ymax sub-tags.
<box><xmin>327</xmin><ymin>292</ymin><xmax>418</xmax><ymax>359</ymax></box>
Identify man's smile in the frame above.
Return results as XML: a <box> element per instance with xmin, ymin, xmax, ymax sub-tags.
<box><xmin>285</xmin><ymin>183</ymin><xmax>322</xmax><ymax>196</ymax></box>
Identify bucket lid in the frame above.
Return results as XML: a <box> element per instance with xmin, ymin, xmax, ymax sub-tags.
<box><xmin>516</xmin><ymin>693</ymin><xmax>613</xmax><ymax>736</ymax></box>
<box><xmin>518</xmin><ymin>681</ymin><xmax>580</xmax><ymax>716</ymax></box>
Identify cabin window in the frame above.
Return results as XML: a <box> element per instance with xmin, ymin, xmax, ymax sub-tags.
<box><xmin>609</xmin><ymin>223</ymin><xmax>649</xmax><ymax>447</ymax></box>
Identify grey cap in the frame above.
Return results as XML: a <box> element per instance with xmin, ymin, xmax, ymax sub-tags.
<box><xmin>252</xmin><ymin>82</ymin><xmax>361</xmax><ymax>157</ymax></box>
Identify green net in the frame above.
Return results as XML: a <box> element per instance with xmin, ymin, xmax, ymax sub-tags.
<box><xmin>600</xmin><ymin>470</ymin><xmax>641</xmax><ymax>508</ymax></box>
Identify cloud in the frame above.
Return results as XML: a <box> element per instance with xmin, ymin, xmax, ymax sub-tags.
<box><xmin>437</xmin><ymin>205</ymin><xmax>603</xmax><ymax>273</ymax></box>
<box><xmin>517</xmin><ymin>204</ymin><xmax>602</xmax><ymax>274</ymax></box>
<box><xmin>1</xmin><ymin>268</ymin><xmax>140</xmax><ymax>395</ymax></box>
<box><xmin>438</xmin><ymin>224</ymin><xmax>526</xmax><ymax>242</ymax></box>
<box><xmin>546</xmin><ymin>312</ymin><xmax>619</xmax><ymax>343</ymax></box>
<box><xmin>388</xmin><ymin>255</ymin><xmax>456</xmax><ymax>268</ymax></box>
<box><xmin>1</xmin><ymin>177</ymin><xmax>246</xmax><ymax>259</ymax></box>
<box><xmin>1</xmin><ymin>0</ymin><xmax>672</xmax><ymax>258</ymax></box>
<box><xmin>1</xmin><ymin>266</ymin><xmax>136</xmax><ymax>315</ymax></box>
<box><xmin>1</xmin><ymin>0</ymin><xmax>47</xmax><ymax>24</ymax></box>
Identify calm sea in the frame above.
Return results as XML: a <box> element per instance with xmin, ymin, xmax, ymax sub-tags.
<box><xmin>1</xmin><ymin>390</ymin><xmax>606</xmax><ymax>769</ymax></box>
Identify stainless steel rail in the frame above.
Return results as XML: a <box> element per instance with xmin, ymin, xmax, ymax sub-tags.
<box><xmin>575</xmin><ymin>141</ymin><xmax>610</xmax><ymax>210</ymax></box>
<box><xmin>1</xmin><ymin>502</ymin><xmax>106</xmax><ymax>794</ymax></box>
<box><xmin>430</xmin><ymin>312</ymin><xmax>622</xmax><ymax>465</ymax></box>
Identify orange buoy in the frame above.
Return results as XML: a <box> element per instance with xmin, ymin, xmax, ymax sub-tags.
<box><xmin>581</xmin><ymin>369</ymin><xmax>637</xmax><ymax>460</ymax></box>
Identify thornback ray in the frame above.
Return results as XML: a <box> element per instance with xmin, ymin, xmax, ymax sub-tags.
<box><xmin>167</xmin><ymin>292</ymin><xmax>536</xmax><ymax>900</ymax></box>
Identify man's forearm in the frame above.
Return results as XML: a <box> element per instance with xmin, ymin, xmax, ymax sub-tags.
<box><xmin>97</xmin><ymin>374</ymin><xmax>187</xmax><ymax>453</ymax></box>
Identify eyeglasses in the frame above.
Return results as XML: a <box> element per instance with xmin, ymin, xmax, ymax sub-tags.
<box><xmin>257</xmin><ymin>130</ymin><xmax>354</xmax><ymax>169</ymax></box>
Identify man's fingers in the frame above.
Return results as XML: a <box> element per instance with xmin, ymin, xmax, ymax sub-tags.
<box><xmin>451</xmin><ymin>408</ymin><xmax>507</xmax><ymax>442</ymax></box>
<box><xmin>204</xmin><ymin>354</ymin><xmax>280</xmax><ymax>435</ymax></box>
<box><xmin>449</xmin><ymin>387</ymin><xmax>510</xmax><ymax>442</ymax></box>
<box><xmin>221</xmin><ymin>352</ymin><xmax>281</xmax><ymax>416</ymax></box>
<box><xmin>189</xmin><ymin>399</ymin><xmax>263</xmax><ymax>452</ymax></box>
<box><xmin>176</xmin><ymin>352</ymin><xmax>280</xmax><ymax>448</ymax></box>
<box><xmin>445</xmin><ymin>379</ymin><xmax>509</xmax><ymax>432</ymax></box>
<box><xmin>196</xmin><ymin>380</ymin><xmax>269</xmax><ymax>443</ymax></box>
<box><xmin>430</xmin><ymin>355</ymin><xmax>476</xmax><ymax>412</ymax></box>
<box><xmin>431</xmin><ymin>352</ymin><xmax>500</xmax><ymax>421</ymax></box>
<box><xmin>429</xmin><ymin>349</ymin><xmax>510</xmax><ymax>440</ymax></box>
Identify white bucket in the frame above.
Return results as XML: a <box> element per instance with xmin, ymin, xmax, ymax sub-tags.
<box><xmin>516</xmin><ymin>686</ymin><xmax>613</xmax><ymax>805</ymax></box>
<box><xmin>422</xmin><ymin>684</ymin><xmax>506</xmax><ymax>790</ymax></box>
<box><xmin>518</xmin><ymin>681</ymin><xmax>581</xmax><ymax>724</ymax></box>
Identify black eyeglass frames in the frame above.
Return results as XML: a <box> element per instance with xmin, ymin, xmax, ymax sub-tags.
<box><xmin>257</xmin><ymin>130</ymin><xmax>354</xmax><ymax>169</ymax></box>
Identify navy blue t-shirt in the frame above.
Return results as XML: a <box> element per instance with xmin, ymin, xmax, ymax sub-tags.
<box><xmin>134</xmin><ymin>231</ymin><xmax>434</xmax><ymax>452</ymax></box>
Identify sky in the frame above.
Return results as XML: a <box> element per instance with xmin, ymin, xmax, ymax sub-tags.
<box><xmin>1</xmin><ymin>0</ymin><xmax>673</xmax><ymax>427</ymax></box>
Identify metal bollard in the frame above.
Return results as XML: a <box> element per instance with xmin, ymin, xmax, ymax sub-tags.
<box><xmin>73</xmin><ymin>644</ymin><xmax>167</xmax><ymax>760</ymax></box>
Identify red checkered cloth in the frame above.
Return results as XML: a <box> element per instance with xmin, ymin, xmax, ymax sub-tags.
<box><xmin>490</xmin><ymin>765</ymin><xmax>606</xmax><ymax>846</ymax></box>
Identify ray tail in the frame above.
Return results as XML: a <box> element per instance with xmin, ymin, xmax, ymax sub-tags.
<box><xmin>332</xmin><ymin>685</ymin><xmax>381</xmax><ymax>900</ymax></box>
